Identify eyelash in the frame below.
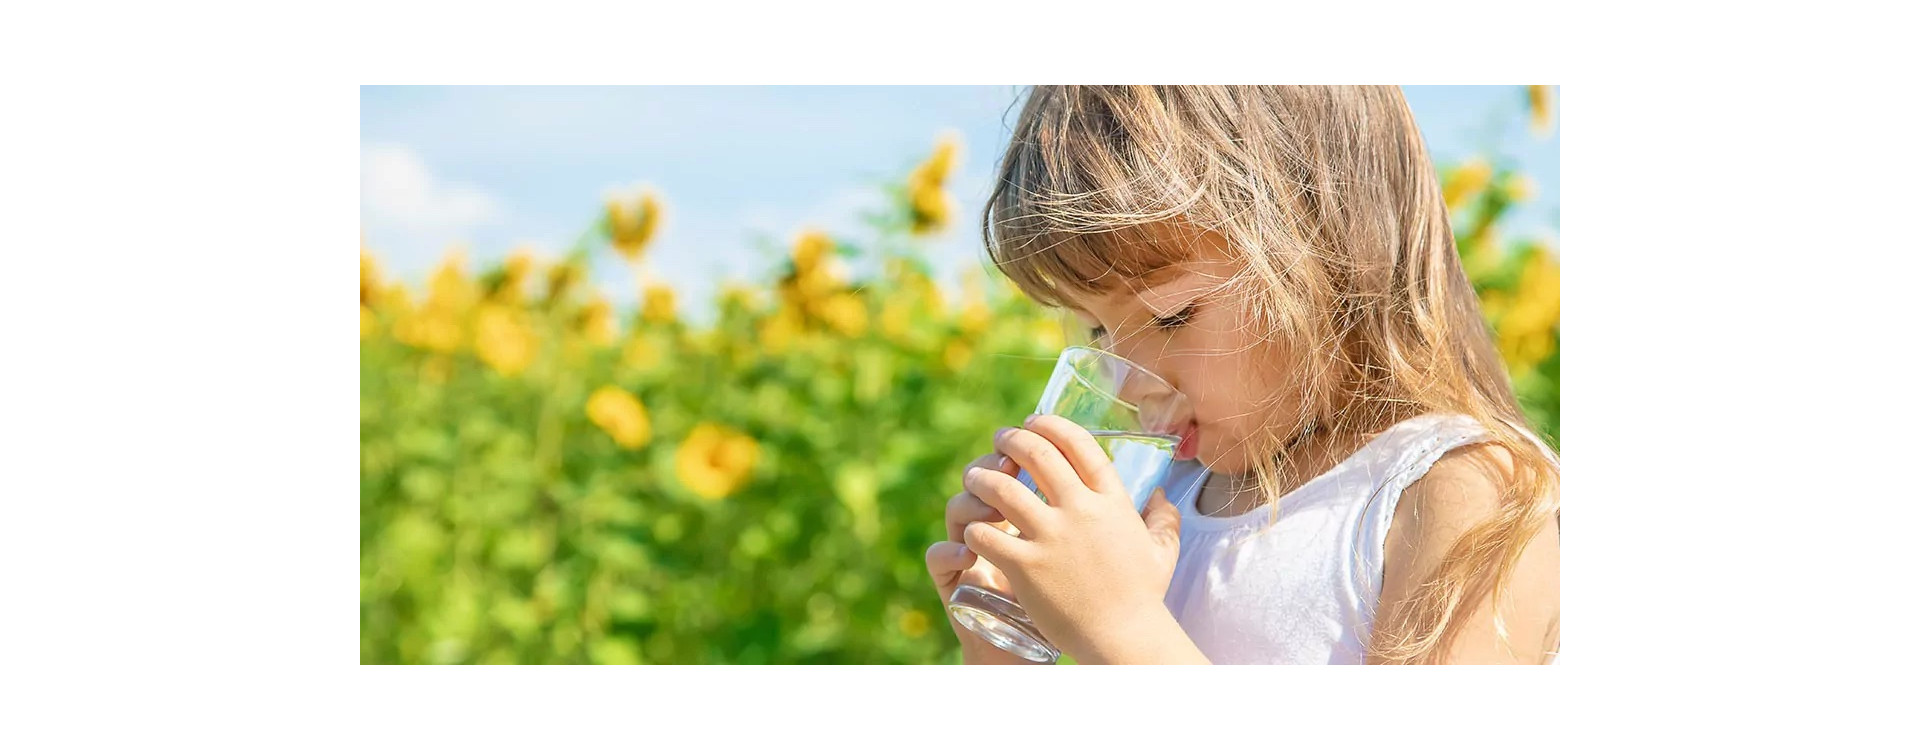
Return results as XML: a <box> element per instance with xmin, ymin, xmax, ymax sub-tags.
<box><xmin>1087</xmin><ymin>304</ymin><xmax>1197</xmax><ymax>340</ymax></box>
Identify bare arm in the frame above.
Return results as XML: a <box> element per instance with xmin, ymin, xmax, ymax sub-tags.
<box><xmin>1371</xmin><ymin>442</ymin><xmax>1560</xmax><ymax>664</ymax></box>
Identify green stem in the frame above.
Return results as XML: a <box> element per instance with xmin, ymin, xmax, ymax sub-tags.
<box><xmin>532</xmin><ymin>317</ymin><xmax>569</xmax><ymax>482</ymax></box>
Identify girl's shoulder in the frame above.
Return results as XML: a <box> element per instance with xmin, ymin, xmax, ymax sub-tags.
<box><xmin>1382</xmin><ymin>413</ymin><xmax>1558</xmax><ymax>576</ymax></box>
<box><xmin>1358</xmin><ymin>412</ymin><xmax>1497</xmax><ymax>476</ymax></box>
<box><xmin>1406</xmin><ymin>440</ymin><xmax>1520</xmax><ymax>514</ymax></box>
<box><xmin>1370</xmin><ymin>412</ymin><xmax>1554</xmax><ymax>476</ymax></box>
<box><xmin>1374</xmin><ymin>416</ymin><xmax>1560</xmax><ymax>663</ymax></box>
<box><xmin>1361</xmin><ymin>412</ymin><xmax>1554</xmax><ymax>518</ymax></box>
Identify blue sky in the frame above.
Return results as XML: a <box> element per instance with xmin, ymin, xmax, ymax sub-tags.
<box><xmin>361</xmin><ymin>86</ymin><xmax>1557</xmax><ymax>322</ymax></box>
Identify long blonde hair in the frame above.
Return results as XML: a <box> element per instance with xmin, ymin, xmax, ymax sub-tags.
<box><xmin>980</xmin><ymin>85</ymin><xmax>1559</xmax><ymax>664</ymax></box>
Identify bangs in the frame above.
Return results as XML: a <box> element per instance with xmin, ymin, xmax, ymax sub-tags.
<box><xmin>985</xmin><ymin>221</ymin><xmax>1196</xmax><ymax>310</ymax></box>
<box><xmin>980</xmin><ymin>86</ymin><xmax>1244</xmax><ymax>310</ymax></box>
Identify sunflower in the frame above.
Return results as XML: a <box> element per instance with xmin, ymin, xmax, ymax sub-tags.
<box><xmin>1528</xmin><ymin>85</ymin><xmax>1554</xmax><ymax>135</ymax></box>
<box><xmin>785</xmin><ymin>230</ymin><xmax>846</xmax><ymax>303</ymax></box>
<box><xmin>899</xmin><ymin>609</ymin><xmax>930</xmax><ymax>638</ymax></box>
<box><xmin>815</xmin><ymin>292</ymin><xmax>868</xmax><ymax>338</ymax></box>
<box><xmin>759</xmin><ymin>305</ymin><xmax>805</xmax><ymax>356</ymax></box>
<box><xmin>545</xmin><ymin>261</ymin><xmax>582</xmax><ymax>304</ymax></box>
<box><xmin>473</xmin><ymin>304</ymin><xmax>538</xmax><ymax>376</ymax></box>
<box><xmin>1495</xmin><ymin>247</ymin><xmax>1560</xmax><ymax>372</ymax></box>
<box><xmin>392</xmin><ymin>250</ymin><xmax>475</xmax><ymax>353</ymax></box>
<box><xmin>906</xmin><ymin>133</ymin><xmax>961</xmax><ymax>235</ymax></box>
<box><xmin>360</xmin><ymin>251</ymin><xmax>381</xmax><ymax>308</ymax></box>
<box><xmin>674</xmin><ymin>423</ymin><xmax>760</xmax><ymax>500</ymax></box>
<box><xmin>1443</xmin><ymin>158</ymin><xmax>1493</xmax><ymax>210</ymax></box>
<box><xmin>907</xmin><ymin>185</ymin><xmax>952</xmax><ymax>236</ymax></box>
<box><xmin>791</xmin><ymin>230</ymin><xmax>834</xmax><ymax>276</ymax></box>
<box><xmin>957</xmin><ymin>302</ymin><xmax>990</xmax><ymax>338</ymax></box>
<box><xmin>577</xmin><ymin>295</ymin><xmax>618</xmax><ymax>347</ymax></box>
<box><xmin>426</xmin><ymin>249</ymin><xmax>475</xmax><ymax>314</ymax></box>
<box><xmin>395</xmin><ymin>308</ymin><xmax>462</xmax><ymax>355</ymax></box>
<box><xmin>586</xmin><ymin>385</ymin><xmax>652</xmax><ymax>450</ymax></box>
<box><xmin>606</xmin><ymin>190</ymin><xmax>662</xmax><ymax>263</ymax></box>
<box><xmin>505</xmin><ymin>246</ymin><xmax>536</xmax><ymax>280</ymax></box>
<box><xmin>1503</xmin><ymin>173</ymin><xmax>1536</xmax><ymax>204</ymax></box>
<box><xmin>487</xmin><ymin>246</ymin><xmax>539</xmax><ymax>304</ymax></box>
<box><xmin>642</xmin><ymin>283</ymin><xmax>677</xmax><ymax>326</ymax></box>
<box><xmin>943</xmin><ymin>340</ymin><xmax>974</xmax><ymax>371</ymax></box>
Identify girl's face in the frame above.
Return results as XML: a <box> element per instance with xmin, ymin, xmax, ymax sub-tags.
<box><xmin>1062</xmin><ymin>231</ymin><xmax>1306</xmax><ymax>475</ymax></box>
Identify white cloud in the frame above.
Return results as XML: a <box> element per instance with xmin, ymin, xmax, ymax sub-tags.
<box><xmin>361</xmin><ymin>144</ymin><xmax>501</xmax><ymax>235</ymax></box>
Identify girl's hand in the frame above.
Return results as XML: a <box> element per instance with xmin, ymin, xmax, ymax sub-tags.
<box><xmin>959</xmin><ymin>414</ymin><xmax>1185</xmax><ymax>664</ymax></box>
<box><xmin>926</xmin><ymin>450</ymin><xmax>1047</xmax><ymax>665</ymax></box>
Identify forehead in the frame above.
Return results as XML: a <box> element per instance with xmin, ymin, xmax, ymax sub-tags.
<box><xmin>1064</xmin><ymin>229</ymin><xmax>1242</xmax><ymax>315</ymax></box>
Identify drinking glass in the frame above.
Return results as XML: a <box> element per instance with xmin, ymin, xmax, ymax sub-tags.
<box><xmin>945</xmin><ymin>345</ymin><xmax>1194</xmax><ymax>663</ymax></box>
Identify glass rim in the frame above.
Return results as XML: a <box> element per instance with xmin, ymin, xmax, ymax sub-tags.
<box><xmin>1058</xmin><ymin>345</ymin><xmax>1190</xmax><ymax>409</ymax></box>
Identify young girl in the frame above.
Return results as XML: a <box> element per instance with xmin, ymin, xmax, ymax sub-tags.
<box><xmin>925</xmin><ymin>85</ymin><xmax>1560</xmax><ymax>665</ymax></box>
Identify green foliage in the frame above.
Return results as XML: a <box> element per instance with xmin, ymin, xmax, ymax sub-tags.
<box><xmin>361</xmin><ymin>118</ymin><xmax>1558</xmax><ymax>664</ymax></box>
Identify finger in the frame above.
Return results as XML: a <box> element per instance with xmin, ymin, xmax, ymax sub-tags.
<box><xmin>994</xmin><ymin>424</ymin><xmax>1086</xmax><ymax>504</ymax></box>
<box><xmin>963</xmin><ymin>465</ymin><xmax>1051</xmax><ymax>538</ymax></box>
<box><xmin>925</xmin><ymin>541</ymin><xmax>979</xmax><ymax>587</ymax></box>
<box><xmin>945</xmin><ymin>490</ymin><xmax>1006</xmax><ymax>544</ymax></box>
<box><xmin>1141</xmin><ymin>486</ymin><xmax>1182</xmax><ymax>546</ymax></box>
<box><xmin>1022</xmin><ymin>414</ymin><xmax>1125</xmax><ymax>496</ymax></box>
<box><xmin>945</xmin><ymin>452</ymin><xmax>1022</xmax><ymax>542</ymax></box>
<box><xmin>963</xmin><ymin>520</ymin><xmax>1031</xmax><ymax>572</ymax></box>
<box><xmin>965</xmin><ymin>451</ymin><xmax>1020</xmax><ymax>477</ymax></box>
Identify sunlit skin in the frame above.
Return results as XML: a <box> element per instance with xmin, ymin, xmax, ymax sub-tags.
<box><xmin>1073</xmin><ymin>286</ymin><xmax>1296</xmax><ymax>491</ymax></box>
<box><xmin>1057</xmin><ymin>229</ymin><xmax>1363</xmax><ymax>517</ymax></box>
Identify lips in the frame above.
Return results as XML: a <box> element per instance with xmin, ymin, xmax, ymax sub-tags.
<box><xmin>1173</xmin><ymin>422</ymin><xmax>1200</xmax><ymax>461</ymax></box>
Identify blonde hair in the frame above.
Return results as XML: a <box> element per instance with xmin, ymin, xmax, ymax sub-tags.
<box><xmin>980</xmin><ymin>85</ymin><xmax>1559</xmax><ymax>664</ymax></box>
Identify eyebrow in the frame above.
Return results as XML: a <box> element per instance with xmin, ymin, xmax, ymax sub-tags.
<box><xmin>1068</xmin><ymin>274</ymin><xmax>1205</xmax><ymax>321</ymax></box>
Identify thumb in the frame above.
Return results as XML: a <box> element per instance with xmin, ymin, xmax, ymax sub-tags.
<box><xmin>1142</xmin><ymin>486</ymin><xmax>1181</xmax><ymax>545</ymax></box>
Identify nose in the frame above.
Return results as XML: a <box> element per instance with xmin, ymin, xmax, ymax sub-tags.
<box><xmin>1104</xmin><ymin>343</ymin><xmax>1190</xmax><ymax>434</ymax></box>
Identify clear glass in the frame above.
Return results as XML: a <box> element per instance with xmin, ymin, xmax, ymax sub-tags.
<box><xmin>946</xmin><ymin>345</ymin><xmax>1192</xmax><ymax>663</ymax></box>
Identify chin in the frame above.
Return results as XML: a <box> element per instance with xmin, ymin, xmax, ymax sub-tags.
<box><xmin>1196</xmin><ymin>454</ymin><xmax>1238</xmax><ymax>473</ymax></box>
<box><xmin>1191</xmin><ymin>444</ymin><xmax>1235</xmax><ymax>472</ymax></box>
<box><xmin>1192</xmin><ymin>439</ymin><xmax>1257</xmax><ymax>474</ymax></box>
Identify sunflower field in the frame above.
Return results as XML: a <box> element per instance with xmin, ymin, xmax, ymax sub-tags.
<box><xmin>359</xmin><ymin>90</ymin><xmax>1559</xmax><ymax>665</ymax></box>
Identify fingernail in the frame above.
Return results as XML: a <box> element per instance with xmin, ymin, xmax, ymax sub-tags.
<box><xmin>994</xmin><ymin>427</ymin><xmax>1012</xmax><ymax>441</ymax></box>
<box><xmin>1024</xmin><ymin>414</ymin><xmax>1038</xmax><ymax>426</ymax></box>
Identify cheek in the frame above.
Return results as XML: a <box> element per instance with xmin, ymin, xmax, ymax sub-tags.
<box><xmin>1179</xmin><ymin>334</ymin><xmax>1297</xmax><ymax>468</ymax></box>
<box><xmin>1176</xmin><ymin>328</ymin><xmax>1274</xmax><ymax>416</ymax></box>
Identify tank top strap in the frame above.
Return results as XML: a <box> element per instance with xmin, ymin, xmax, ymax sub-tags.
<box><xmin>1373</xmin><ymin>413</ymin><xmax>1502</xmax><ymax>492</ymax></box>
<box><xmin>1348</xmin><ymin>413</ymin><xmax>1501</xmax><ymax>608</ymax></box>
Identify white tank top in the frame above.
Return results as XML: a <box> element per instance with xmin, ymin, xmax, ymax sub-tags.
<box><xmin>1159</xmin><ymin>412</ymin><xmax>1527</xmax><ymax>664</ymax></box>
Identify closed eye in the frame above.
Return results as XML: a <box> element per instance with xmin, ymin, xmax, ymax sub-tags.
<box><xmin>1151</xmin><ymin>303</ymin><xmax>1197</xmax><ymax>329</ymax></box>
<box><xmin>1086</xmin><ymin>303</ymin><xmax>1195</xmax><ymax>341</ymax></box>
